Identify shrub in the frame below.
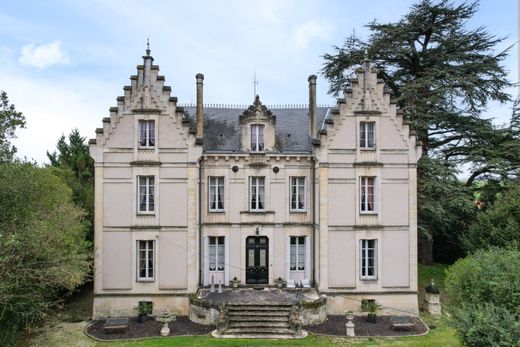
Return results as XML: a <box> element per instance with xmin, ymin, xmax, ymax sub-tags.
<box><xmin>451</xmin><ymin>304</ymin><xmax>520</xmax><ymax>347</ymax></box>
<box><xmin>446</xmin><ymin>248</ymin><xmax>520</xmax><ymax>346</ymax></box>
<box><xmin>445</xmin><ymin>248</ymin><xmax>520</xmax><ymax>312</ymax></box>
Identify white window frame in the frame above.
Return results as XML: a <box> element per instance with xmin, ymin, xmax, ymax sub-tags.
<box><xmin>137</xmin><ymin>176</ymin><xmax>155</xmax><ymax>214</ymax></box>
<box><xmin>137</xmin><ymin>240</ymin><xmax>154</xmax><ymax>282</ymax></box>
<box><xmin>251</xmin><ymin>124</ymin><xmax>265</xmax><ymax>152</ymax></box>
<box><xmin>360</xmin><ymin>121</ymin><xmax>375</xmax><ymax>149</ymax></box>
<box><xmin>208</xmin><ymin>236</ymin><xmax>225</xmax><ymax>272</ymax></box>
<box><xmin>360</xmin><ymin>239</ymin><xmax>377</xmax><ymax>280</ymax></box>
<box><xmin>290</xmin><ymin>236</ymin><xmax>306</xmax><ymax>271</ymax></box>
<box><xmin>208</xmin><ymin>176</ymin><xmax>225</xmax><ymax>212</ymax></box>
<box><xmin>290</xmin><ymin>177</ymin><xmax>306</xmax><ymax>212</ymax></box>
<box><xmin>249</xmin><ymin>176</ymin><xmax>265</xmax><ymax>211</ymax></box>
<box><xmin>360</xmin><ymin>176</ymin><xmax>376</xmax><ymax>214</ymax></box>
<box><xmin>138</xmin><ymin>120</ymin><xmax>155</xmax><ymax>148</ymax></box>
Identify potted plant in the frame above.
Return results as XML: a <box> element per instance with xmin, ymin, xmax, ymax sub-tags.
<box><xmin>137</xmin><ymin>301</ymin><xmax>153</xmax><ymax>323</ymax></box>
<box><xmin>345</xmin><ymin>310</ymin><xmax>355</xmax><ymax>322</ymax></box>
<box><xmin>361</xmin><ymin>300</ymin><xmax>381</xmax><ymax>323</ymax></box>
<box><xmin>229</xmin><ymin>277</ymin><xmax>241</xmax><ymax>289</ymax></box>
<box><xmin>274</xmin><ymin>277</ymin><xmax>285</xmax><ymax>289</ymax></box>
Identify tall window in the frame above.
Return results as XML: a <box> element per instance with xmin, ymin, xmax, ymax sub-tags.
<box><xmin>360</xmin><ymin>239</ymin><xmax>377</xmax><ymax>280</ymax></box>
<box><xmin>360</xmin><ymin>122</ymin><xmax>375</xmax><ymax>148</ymax></box>
<box><xmin>209</xmin><ymin>236</ymin><xmax>225</xmax><ymax>271</ymax></box>
<box><xmin>139</xmin><ymin>120</ymin><xmax>155</xmax><ymax>147</ymax></box>
<box><xmin>251</xmin><ymin>124</ymin><xmax>265</xmax><ymax>152</ymax></box>
<box><xmin>209</xmin><ymin>177</ymin><xmax>224</xmax><ymax>211</ymax></box>
<box><xmin>290</xmin><ymin>236</ymin><xmax>306</xmax><ymax>271</ymax></box>
<box><xmin>249</xmin><ymin>176</ymin><xmax>265</xmax><ymax>211</ymax></box>
<box><xmin>138</xmin><ymin>176</ymin><xmax>155</xmax><ymax>213</ymax></box>
<box><xmin>137</xmin><ymin>240</ymin><xmax>154</xmax><ymax>281</ymax></box>
<box><xmin>290</xmin><ymin>177</ymin><xmax>306</xmax><ymax>211</ymax></box>
<box><xmin>360</xmin><ymin>176</ymin><xmax>375</xmax><ymax>213</ymax></box>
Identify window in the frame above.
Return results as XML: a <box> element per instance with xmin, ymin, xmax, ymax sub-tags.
<box><xmin>249</xmin><ymin>176</ymin><xmax>265</xmax><ymax>211</ymax></box>
<box><xmin>209</xmin><ymin>177</ymin><xmax>224</xmax><ymax>211</ymax></box>
<box><xmin>290</xmin><ymin>177</ymin><xmax>306</xmax><ymax>211</ymax></box>
<box><xmin>138</xmin><ymin>176</ymin><xmax>155</xmax><ymax>213</ymax></box>
<box><xmin>290</xmin><ymin>236</ymin><xmax>306</xmax><ymax>271</ymax></box>
<box><xmin>360</xmin><ymin>176</ymin><xmax>375</xmax><ymax>213</ymax></box>
<box><xmin>137</xmin><ymin>240</ymin><xmax>154</xmax><ymax>281</ymax></box>
<box><xmin>360</xmin><ymin>122</ymin><xmax>375</xmax><ymax>148</ymax></box>
<box><xmin>251</xmin><ymin>124</ymin><xmax>265</xmax><ymax>152</ymax></box>
<box><xmin>209</xmin><ymin>236</ymin><xmax>225</xmax><ymax>271</ymax></box>
<box><xmin>360</xmin><ymin>239</ymin><xmax>377</xmax><ymax>280</ymax></box>
<box><xmin>139</xmin><ymin>120</ymin><xmax>155</xmax><ymax>147</ymax></box>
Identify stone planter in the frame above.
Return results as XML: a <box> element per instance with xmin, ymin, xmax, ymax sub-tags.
<box><xmin>229</xmin><ymin>278</ymin><xmax>241</xmax><ymax>290</ymax></box>
<box><xmin>425</xmin><ymin>279</ymin><xmax>441</xmax><ymax>316</ymax></box>
<box><xmin>274</xmin><ymin>278</ymin><xmax>285</xmax><ymax>289</ymax></box>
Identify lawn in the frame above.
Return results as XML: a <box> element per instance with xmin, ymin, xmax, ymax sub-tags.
<box><xmin>21</xmin><ymin>264</ymin><xmax>460</xmax><ymax>347</ymax></box>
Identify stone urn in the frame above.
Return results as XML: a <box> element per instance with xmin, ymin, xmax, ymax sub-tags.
<box><xmin>156</xmin><ymin>310</ymin><xmax>176</xmax><ymax>336</ymax></box>
<box><xmin>274</xmin><ymin>277</ymin><xmax>285</xmax><ymax>289</ymax></box>
<box><xmin>229</xmin><ymin>277</ymin><xmax>241</xmax><ymax>290</ymax></box>
<box><xmin>425</xmin><ymin>279</ymin><xmax>441</xmax><ymax>316</ymax></box>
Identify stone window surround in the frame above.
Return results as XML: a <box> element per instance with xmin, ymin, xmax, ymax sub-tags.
<box><xmin>359</xmin><ymin>121</ymin><xmax>376</xmax><ymax>149</ymax></box>
<box><xmin>138</xmin><ymin>119</ymin><xmax>156</xmax><ymax>148</ymax></box>
<box><xmin>208</xmin><ymin>176</ymin><xmax>225</xmax><ymax>212</ymax></box>
<box><xmin>289</xmin><ymin>176</ymin><xmax>307</xmax><ymax>212</ymax></box>
<box><xmin>137</xmin><ymin>175</ymin><xmax>155</xmax><ymax>214</ymax></box>
<box><xmin>359</xmin><ymin>176</ymin><xmax>377</xmax><ymax>214</ymax></box>
<box><xmin>249</xmin><ymin>176</ymin><xmax>266</xmax><ymax>211</ymax></box>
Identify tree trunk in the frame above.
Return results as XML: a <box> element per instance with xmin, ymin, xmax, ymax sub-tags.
<box><xmin>418</xmin><ymin>235</ymin><xmax>434</xmax><ymax>265</ymax></box>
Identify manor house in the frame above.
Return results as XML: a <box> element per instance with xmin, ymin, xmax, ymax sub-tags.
<box><xmin>89</xmin><ymin>47</ymin><xmax>422</xmax><ymax>322</ymax></box>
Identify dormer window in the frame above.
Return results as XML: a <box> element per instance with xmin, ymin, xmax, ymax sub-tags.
<box><xmin>139</xmin><ymin>120</ymin><xmax>155</xmax><ymax>147</ymax></box>
<box><xmin>251</xmin><ymin>124</ymin><xmax>264</xmax><ymax>152</ymax></box>
<box><xmin>360</xmin><ymin>121</ymin><xmax>375</xmax><ymax>149</ymax></box>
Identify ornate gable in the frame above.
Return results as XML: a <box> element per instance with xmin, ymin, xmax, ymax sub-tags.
<box><xmin>239</xmin><ymin>95</ymin><xmax>277</xmax><ymax>152</ymax></box>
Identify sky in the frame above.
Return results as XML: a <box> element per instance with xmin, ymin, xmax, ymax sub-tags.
<box><xmin>0</xmin><ymin>0</ymin><xmax>517</xmax><ymax>164</ymax></box>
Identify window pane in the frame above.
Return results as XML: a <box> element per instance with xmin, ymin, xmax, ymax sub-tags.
<box><xmin>367</xmin><ymin>122</ymin><xmax>374</xmax><ymax>147</ymax></box>
<box><xmin>298</xmin><ymin>181</ymin><xmax>305</xmax><ymax>209</ymax></box>
<box><xmin>217</xmin><ymin>181</ymin><xmax>224</xmax><ymax>209</ymax></box>
<box><xmin>209</xmin><ymin>242</ymin><xmax>216</xmax><ymax>271</ymax></box>
<box><xmin>148</xmin><ymin>121</ymin><xmax>155</xmax><ymax>146</ymax></box>
<box><xmin>290</xmin><ymin>243</ymin><xmax>296</xmax><ymax>270</ymax></box>
<box><xmin>258</xmin><ymin>180</ymin><xmax>264</xmax><ymax>209</ymax></box>
<box><xmin>217</xmin><ymin>243</ymin><xmax>225</xmax><ymax>271</ymax></box>
<box><xmin>360</xmin><ymin>122</ymin><xmax>366</xmax><ymax>147</ymax></box>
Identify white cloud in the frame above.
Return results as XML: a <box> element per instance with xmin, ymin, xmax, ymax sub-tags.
<box><xmin>293</xmin><ymin>20</ymin><xmax>330</xmax><ymax>50</ymax></box>
<box><xmin>19</xmin><ymin>41</ymin><xmax>69</xmax><ymax>69</ymax></box>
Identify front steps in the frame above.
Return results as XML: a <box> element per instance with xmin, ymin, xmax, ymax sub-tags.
<box><xmin>213</xmin><ymin>303</ymin><xmax>307</xmax><ymax>339</ymax></box>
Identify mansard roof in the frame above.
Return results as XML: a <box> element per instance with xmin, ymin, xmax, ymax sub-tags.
<box><xmin>182</xmin><ymin>106</ymin><xmax>330</xmax><ymax>153</ymax></box>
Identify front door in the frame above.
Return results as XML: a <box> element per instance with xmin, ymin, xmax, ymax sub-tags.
<box><xmin>246</xmin><ymin>236</ymin><xmax>269</xmax><ymax>284</ymax></box>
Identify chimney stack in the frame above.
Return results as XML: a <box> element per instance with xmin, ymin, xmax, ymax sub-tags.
<box><xmin>196</xmin><ymin>73</ymin><xmax>204</xmax><ymax>144</ymax></box>
<box><xmin>308</xmin><ymin>75</ymin><xmax>317</xmax><ymax>141</ymax></box>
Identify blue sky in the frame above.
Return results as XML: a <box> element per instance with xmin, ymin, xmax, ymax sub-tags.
<box><xmin>0</xmin><ymin>0</ymin><xmax>517</xmax><ymax>163</ymax></box>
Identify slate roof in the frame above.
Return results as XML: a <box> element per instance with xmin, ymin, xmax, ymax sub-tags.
<box><xmin>183</xmin><ymin>106</ymin><xmax>330</xmax><ymax>153</ymax></box>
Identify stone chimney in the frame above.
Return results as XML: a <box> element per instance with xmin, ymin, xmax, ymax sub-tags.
<box><xmin>308</xmin><ymin>75</ymin><xmax>317</xmax><ymax>141</ymax></box>
<box><xmin>196</xmin><ymin>73</ymin><xmax>204</xmax><ymax>144</ymax></box>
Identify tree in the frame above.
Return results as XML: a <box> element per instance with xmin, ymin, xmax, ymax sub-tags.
<box><xmin>445</xmin><ymin>248</ymin><xmax>520</xmax><ymax>346</ymax></box>
<box><xmin>47</xmin><ymin>129</ymin><xmax>94</xmax><ymax>241</ymax></box>
<box><xmin>321</xmin><ymin>0</ymin><xmax>513</xmax><ymax>263</ymax></box>
<box><xmin>0</xmin><ymin>163</ymin><xmax>91</xmax><ymax>346</ymax></box>
<box><xmin>0</xmin><ymin>91</ymin><xmax>26</xmax><ymax>163</ymax></box>
<box><xmin>461</xmin><ymin>182</ymin><xmax>520</xmax><ymax>253</ymax></box>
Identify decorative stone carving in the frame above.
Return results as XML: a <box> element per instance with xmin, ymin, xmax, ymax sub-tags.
<box><xmin>289</xmin><ymin>305</ymin><xmax>302</xmax><ymax>335</ymax></box>
<box><xmin>216</xmin><ymin>305</ymin><xmax>229</xmax><ymax>334</ymax></box>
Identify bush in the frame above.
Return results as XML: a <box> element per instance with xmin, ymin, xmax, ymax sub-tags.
<box><xmin>451</xmin><ymin>304</ymin><xmax>520</xmax><ymax>347</ymax></box>
<box><xmin>446</xmin><ymin>248</ymin><xmax>520</xmax><ymax>346</ymax></box>
<box><xmin>0</xmin><ymin>163</ymin><xmax>91</xmax><ymax>346</ymax></box>
<box><xmin>445</xmin><ymin>248</ymin><xmax>520</xmax><ymax>312</ymax></box>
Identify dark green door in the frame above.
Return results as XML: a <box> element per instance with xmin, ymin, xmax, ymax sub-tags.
<box><xmin>246</xmin><ymin>236</ymin><xmax>269</xmax><ymax>284</ymax></box>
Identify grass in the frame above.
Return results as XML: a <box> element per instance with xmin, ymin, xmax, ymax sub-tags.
<box><xmin>21</xmin><ymin>264</ymin><xmax>460</xmax><ymax>347</ymax></box>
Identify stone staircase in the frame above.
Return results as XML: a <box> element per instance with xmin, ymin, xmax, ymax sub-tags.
<box><xmin>215</xmin><ymin>303</ymin><xmax>305</xmax><ymax>338</ymax></box>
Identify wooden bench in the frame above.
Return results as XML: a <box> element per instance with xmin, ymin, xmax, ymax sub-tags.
<box><xmin>390</xmin><ymin>316</ymin><xmax>415</xmax><ymax>331</ymax></box>
<box><xmin>103</xmin><ymin>318</ymin><xmax>129</xmax><ymax>333</ymax></box>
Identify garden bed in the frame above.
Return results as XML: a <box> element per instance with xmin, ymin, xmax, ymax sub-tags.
<box><xmin>306</xmin><ymin>315</ymin><xmax>428</xmax><ymax>337</ymax></box>
<box><xmin>86</xmin><ymin>316</ymin><xmax>213</xmax><ymax>340</ymax></box>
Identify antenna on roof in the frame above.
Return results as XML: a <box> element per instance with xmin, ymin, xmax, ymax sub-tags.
<box><xmin>253</xmin><ymin>70</ymin><xmax>259</xmax><ymax>101</ymax></box>
<box><xmin>146</xmin><ymin>37</ymin><xmax>151</xmax><ymax>56</ymax></box>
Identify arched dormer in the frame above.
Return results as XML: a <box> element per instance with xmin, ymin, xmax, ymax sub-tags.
<box><xmin>239</xmin><ymin>95</ymin><xmax>276</xmax><ymax>152</ymax></box>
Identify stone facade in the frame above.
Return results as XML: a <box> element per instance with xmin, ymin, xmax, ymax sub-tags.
<box><xmin>89</xmin><ymin>51</ymin><xmax>422</xmax><ymax>319</ymax></box>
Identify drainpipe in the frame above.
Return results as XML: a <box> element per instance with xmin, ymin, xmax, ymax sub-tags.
<box><xmin>311</xmin><ymin>156</ymin><xmax>316</xmax><ymax>287</ymax></box>
<box><xmin>198</xmin><ymin>156</ymin><xmax>203</xmax><ymax>286</ymax></box>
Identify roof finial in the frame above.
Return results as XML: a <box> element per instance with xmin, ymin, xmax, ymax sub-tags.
<box><xmin>146</xmin><ymin>37</ymin><xmax>151</xmax><ymax>56</ymax></box>
<box><xmin>364</xmin><ymin>48</ymin><xmax>369</xmax><ymax>61</ymax></box>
